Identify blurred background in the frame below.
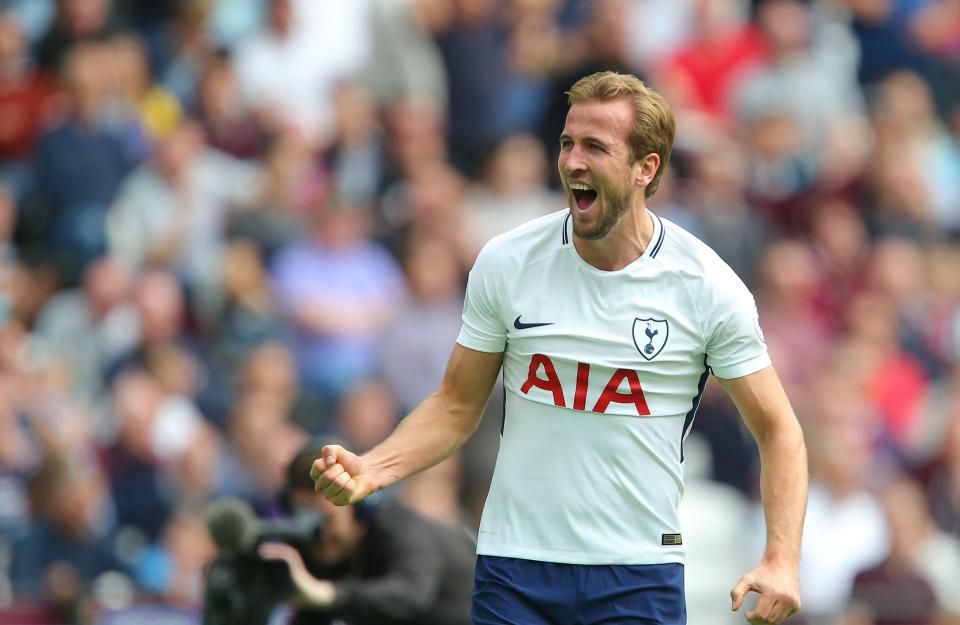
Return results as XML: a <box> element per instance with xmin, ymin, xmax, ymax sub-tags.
<box><xmin>0</xmin><ymin>0</ymin><xmax>958</xmax><ymax>623</ymax></box>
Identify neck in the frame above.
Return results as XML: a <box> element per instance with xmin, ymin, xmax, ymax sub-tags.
<box><xmin>573</xmin><ymin>203</ymin><xmax>654</xmax><ymax>271</ymax></box>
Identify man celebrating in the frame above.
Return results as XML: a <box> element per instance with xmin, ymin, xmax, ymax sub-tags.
<box><xmin>312</xmin><ymin>71</ymin><xmax>807</xmax><ymax>625</ymax></box>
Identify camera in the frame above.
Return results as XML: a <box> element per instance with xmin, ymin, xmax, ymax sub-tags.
<box><xmin>202</xmin><ymin>498</ymin><xmax>324</xmax><ymax>625</ymax></box>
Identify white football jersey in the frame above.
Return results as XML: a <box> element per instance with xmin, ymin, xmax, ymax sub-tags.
<box><xmin>457</xmin><ymin>209</ymin><xmax>770</xmax><ymax>565</ymax></box>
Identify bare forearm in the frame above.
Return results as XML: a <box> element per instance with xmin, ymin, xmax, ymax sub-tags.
<box><xmin>721</xmin><ymin>368</ymin><xmax>806</xmax><ymax>622</ymax></box>
<box><xmin>756</xmin><ymin>417</ymin><xmax>808</xmax><ymax>568</ymax></box>
<box><xmin>362</xmin><ymin>391</ymin><xmax>482</xmax><ymax>492</ymax></box>
<box><xmin>313</xmin><ymin>345</ymin><xmax>501</xmax><ymax>505</ymax></box>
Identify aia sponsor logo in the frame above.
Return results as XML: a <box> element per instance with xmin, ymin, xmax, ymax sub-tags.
<box><xmin>520</xmin><ymin>353</ymin><xmax>650</xmax><ymax>416</ymax></box>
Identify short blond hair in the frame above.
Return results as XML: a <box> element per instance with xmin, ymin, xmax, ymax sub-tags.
<box><xmin>567</xmin><ymin>72</ymin><xmax>675</xmax><ymax>197</ymax></box>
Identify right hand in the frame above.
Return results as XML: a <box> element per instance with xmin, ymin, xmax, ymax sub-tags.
<box><xmin>310</xmin><ymin>444</ymin><xmax>376</xmax><ymax>505</ymax></box>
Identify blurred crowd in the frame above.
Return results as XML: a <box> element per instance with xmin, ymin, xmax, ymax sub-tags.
<box><xmin>0</xmin><ymin>0</ymin><xmax>959</xmax><ymax>623</ymax></box>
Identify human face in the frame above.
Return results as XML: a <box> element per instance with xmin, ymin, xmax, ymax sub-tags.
<box><xmin>558</xmin><ymin>98</ymin><xmax>645</xmax><ymax>241</ymax></box>
<box><xmin>290</xmin><ymin>489</ymin><xmax>366</xmax><ymax>565</ymax></box>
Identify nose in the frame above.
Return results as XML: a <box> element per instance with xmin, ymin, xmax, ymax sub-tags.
<box><xmin>560</xmin><ymin>143</ymin><xmax>587</xmax><ymax>177</ymax></box>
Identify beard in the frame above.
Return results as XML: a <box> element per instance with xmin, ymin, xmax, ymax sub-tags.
<box><xmin>571</xmin><ymin>180</ymin><xmax>634</xmax><ymax>241</ymax></box>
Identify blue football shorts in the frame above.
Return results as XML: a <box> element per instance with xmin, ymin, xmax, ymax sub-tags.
<box><xmin>472</xmin><ymin>555</ymin><xmax>686</xmax><ymax>625</ymax></box>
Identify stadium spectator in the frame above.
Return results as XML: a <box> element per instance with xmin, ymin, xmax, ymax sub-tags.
<box><xmin>271</xmin><ymin>200</ymin><xmax>407</xmax><ymax>406</ymax></box>
<box><xmin>327</xmin><ymin>82</ymin><xmax>383</xmax><ymax>207</ymax></box>
<box><xmin>844</xmin><ymin>477</ymin><xmax>942</xmax><ymax>625</ymax></box>
<box><xmin>220</xmin><ymin>392</ymin><xmax>307</xmax><ymax>514</ymax></box>
<box><xmin>229</xmin><ymin>131</ymin><xmax>325</xmax><ymax>260</ymax></box>
<box><xmin>433</xmin><ymin>0</ymin><xmax>512</xmax><ymax>176</ymax></box>
<box><xmin>158</xmin><ymin>1</ymin><xmax>217</xmax><ymax>111</ymax></box>
<box><xmin>656</xmin><ymin>0</ymin><xmax>767</xmax><ymax>123</ymax></box>
<box><xmin>108</xmin><ymin>268</ymin><xmax>194</xmax><ymax>377</ymax></box>
<box><xmin>32</xmin><ymin>255</ymin><xmax>138</xmax><ymax>401</ymax></box>
<box><xmin>675</xmin><ymin>133</ymin><xmax>768</xmax><ymax>283</ymax></box>
<box><xmin>364</xmin><ymin>0</ymin><xmax>448</xmax><ymax>108</ymax></box>
<box><xmin>205</xmin><ymin>242</ymin><xmax>290</xmax><ymax>420</ymax></box>
<box><xmin>194</xmin><ymin>53</ymin><xmax>267</xmax><ymax>160</ymax></box>
<box><xmin>0</xmin><ymin>390</ymin><xmax>38</xmax><ymax>540</ymax></box>
<box><xmin>133</xmin><ymin>506</ymin><xmax>216</xmax><ymax>608</ymax></box>
<box><xmin>378</xmin><ymin>95</ymin><xmax>448</xmax><ymax>192</ymax></box>
<box><xmin>0</xmin><ymin>185</ymin><xmax>19</xmax><ymax>313</ymax></box>
<box><xmin>235</xmin><ymin>342</ymin><xmax>310</xmax><ymax>428</ymax></box>
<box><xmin>379</xmin><ymin>159</ymin><xmax>470</xmax><ymax>263</ymax></box>
<box><xmin>879</xmin><ymin>477</ymin><xmax>960</xmax><ymax>620</ymax></box>
<box><xmin>755</xmin><ymin>239</ymin><xmax>831</xmax><ymax>394</ymax></box>
<box><xmin>865</xmin><ymin>71</ymin><xmax>960</xmax><ymax>236</ymax></box>
<box><xmin>379</xmin><ymin>233</ymin><xmax>465</xmax><ymax>413</ymax></box>
<box><xmin>25</xmin><ymin>43</ymin><xmax>132</xmax><ymax>281</ymax></box>
<box><xmin>103</xmin><ymin>34</ymin><xmax>182</xmax><ymax>147</ymax></box>
<box><xmin>232</xmin><ymin>0</ymin><xmax>370</xmax><ymax>147</ymax></box>
<box><xmin>736</xmin><ymin>0</ymin><xmax>865</xmax><ymax>162</ymax></box>
<box><xmin>10</xmin><ymin>455</ymin><xmax>125</xmax><ymax>598</ymax></box>
<box><xmin>334</xmin><ymin>378</ymin><xmax>400</xmax><ymax>454</ymax></box>
<box><xmin>0</xmin><ymin>12</ymin><xmax>57</xmax><ymax>194</ymax></box>
<box><xmin>924</xmin><ymin>395</ymin><xmax>960</xmax><ymax>537</ymax></box>
<box><xmin>106</xmin><ymin>120</ymin><xmax>263</xmax><ymax>312</ymax></box>
<box><xmin>461</xmin><ymin>133</ymin><xmax>561</xmax><ymax>256</ymax></box>
<box><xmin>807</xmin><ymin>198</ymin><xmax>872</xmax><ymax>335</ymax></box>
<box><xmin>34</xmin><ymin>0</ymin><xmax>122</xmax><ymax>72</ymax></box>
<box><xmin>104</xmin><ymin>369</ymin><xmax>177</xmax><ymax>541</ymax></box>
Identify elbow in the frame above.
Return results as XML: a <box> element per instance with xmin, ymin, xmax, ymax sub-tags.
<box><xmin>432</xmin><ymin>390</ymin><xmax>485</xmax><ymax>439</ymax></box>
<box><xmin>757</xmin><ymin>412</ymin><xmax>806</xmax><ymax>455</ymax></box>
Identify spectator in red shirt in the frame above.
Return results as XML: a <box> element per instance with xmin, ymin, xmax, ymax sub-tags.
<box><xmin>0</xmin><ymin>13</ymin><xmax>57</xmax><ymax>194</ymax></box>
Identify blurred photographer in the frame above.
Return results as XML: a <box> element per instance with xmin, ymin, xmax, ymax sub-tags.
<box><xmin>256</xmin><ymin>443</ymin><xmax>476</xmax><ymax>625</ymax></box>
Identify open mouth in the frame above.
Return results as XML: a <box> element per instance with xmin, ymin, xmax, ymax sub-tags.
<box><xmin>569</xmin><ymin>183</ymin><xmax>598</xmax><ymax>212</ymax></box>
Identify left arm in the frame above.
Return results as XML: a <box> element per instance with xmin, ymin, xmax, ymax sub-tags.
<box><xmin>716</xmin><ymin>366</ymin><xmax>807</xmax><ymax>625</ymax></box>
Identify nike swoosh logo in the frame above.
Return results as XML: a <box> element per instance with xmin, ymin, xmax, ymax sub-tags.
<box><xmin>514</xmin><ymin>315</ymin><xmax>554</xmax><ymax>330</ymax></box>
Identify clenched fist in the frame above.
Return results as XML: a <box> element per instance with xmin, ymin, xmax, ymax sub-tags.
<box><xmin>310</xmin><ymin>444</ymin><xmax>376</xmax><ymax>506</ymax></box>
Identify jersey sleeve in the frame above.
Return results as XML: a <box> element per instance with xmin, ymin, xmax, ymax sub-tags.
<box><xmin>457</xmin><ymin>242</ymin><xmax>508</xmax><ymax>353</ymax></box>
<box><xmin>702</xmin><ymin>266</ymin><xmax>771</xmax><ymax>379</ymax></box>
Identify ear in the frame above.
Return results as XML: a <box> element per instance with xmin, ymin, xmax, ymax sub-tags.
<box><xmin>634</xmin><ymin>153</ymin><xmax>660</xmax><ymax>189</ymax></box>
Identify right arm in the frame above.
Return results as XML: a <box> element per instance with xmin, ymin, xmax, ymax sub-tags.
<box><xmin>311</xmin><ymin>344</ymin><xmax>503</xmax><ymax>505</ymax></box>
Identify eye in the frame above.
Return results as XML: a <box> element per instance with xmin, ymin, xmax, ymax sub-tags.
<box><xmin>559</xmin><ymin>137</ymin><xmax>573</xmax><ymax>150</ymax></box>
<box><xmin>588</xmin><ymin>141</ymin><xmax>606</xmax><ymax>153</ymax></box>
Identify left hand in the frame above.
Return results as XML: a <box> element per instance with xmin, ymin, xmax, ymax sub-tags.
<box><xmin>730</xmin><ymin>561</ymin><xmax>801</xmax><ymax>624</ymax></box>
<box><xmin>259</xmin><ymin>542</ymin><xmax>336</xmax><ymax>609</ymax></box>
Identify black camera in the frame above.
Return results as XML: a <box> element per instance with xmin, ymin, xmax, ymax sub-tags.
<box><xmin>203</xmin><ymin>498</ymin><xmax>324</xmax><ymax>625</ymax></box>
